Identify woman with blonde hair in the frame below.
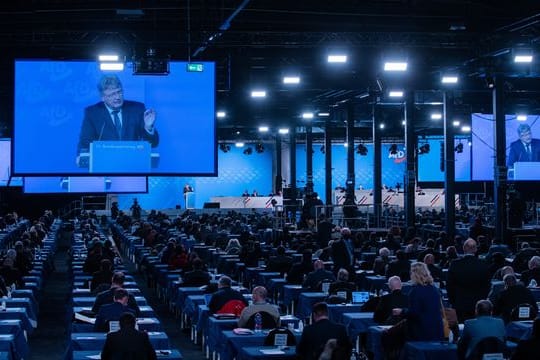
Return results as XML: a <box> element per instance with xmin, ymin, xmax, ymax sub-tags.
<box><xmin>393</xmin><ymin>262</ymin><xmax>444</xmax><ymax>341</ymax></box>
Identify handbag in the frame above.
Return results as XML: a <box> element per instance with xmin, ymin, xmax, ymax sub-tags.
<box><xmin>440</xmin><ymin>298</ymin><xmax>458</xmax><ymax>340</ymax></box>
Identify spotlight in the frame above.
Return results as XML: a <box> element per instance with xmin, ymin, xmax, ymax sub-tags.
<box><xmin>255</xmin><ymin>142</ymin><xmax>264</xmax><ymax>153</ymax></box>
<box><xmin>418</xmin><ymin>143</ymin><xmax>430</xmax><ymax>154</ymax></box>
<box><xmin>389</xmin><ymin>144</ymin><xmax>398</xmax><ymax>155</ymax></box>
<box><xmin>243</xmin><ymin>147</ymin><xmax>253</xmax><ymax>155</ymax></box>
<box><xmin>356</xmin><ymin>144</ymin><xmax>368</xmax><ymax>156</ymax></box>
<box><xmin>454</xmin><ymin>143</ymin><xmax>464</xmax><ymax>153</ymax></box>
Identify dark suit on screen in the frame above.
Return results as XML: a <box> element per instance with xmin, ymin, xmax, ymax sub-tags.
<box><xmin>77</xmin><ymin>100</ymin><xmax>159</xmax><ymax>153</ymax></box>
<box><xmin>101</xmin><ymin>327</ymin><xmax>157</xmax><ymax>360</ymax></box>
<box><xmin>507</xmin><ymin>138</ymin><xmax>540</xmax><ymax>168</ymax></box>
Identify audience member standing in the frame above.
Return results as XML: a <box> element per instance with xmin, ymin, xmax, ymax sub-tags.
<box><xmin>447</xmin><ymin>238</ymin><xmax>491</xmax><ymax>322</ymax></box>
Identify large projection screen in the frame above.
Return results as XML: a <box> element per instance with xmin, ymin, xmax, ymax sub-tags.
<box><xmin>14</xmin><ymin>60</ymin><xmax>216</xmax><ymax>176</ymax></box>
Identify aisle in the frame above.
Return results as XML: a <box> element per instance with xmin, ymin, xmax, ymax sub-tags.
<box><xmin>126</xmin><ymin>262</ymin><xmax>207</xmax><ymax>360</ymax></box>
<box><xmin>28</xmin><ymin>248</ymin><xmax>70</xmax><ymax>360</ymax></box>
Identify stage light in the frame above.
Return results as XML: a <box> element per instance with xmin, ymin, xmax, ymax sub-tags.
<box><xmin>98</xmin><ymin>54</ymin><xmax>120</xmax><ymax>62</ymax></box>
<box><xmin>389</xmin><ymin>91</ymin><xmax>404</xmax><ymax>98</ymax></box>
<box><xmin>302</xmin><ymin>112</ymin><xmax>314</xmax><ymax>119</ymax></box>
<box><xmin>278</xmin><ymin>128</ymin><xmax>289</xmax><ymax>135</ymax></box>
<box><xmin>453</xmin><ymin>120</ymin><xmax>460</xmax><ymax>127</ymax></box>
<box><xmin>343</xmin><ymin>142</ymin><xmax>348</xmax><ymax>147</ymax></box>
<box><xmin>318</xmin><ymin>112</ymin><xmax>330</xmax><ymax>117</ymax></box>
<box><xmin>401</xmin><ymin>120</ymin><xmax>406</xmax><ymax>126</ymax></box>
<box><xmin>251</xmin><ymin>90</ymin><xmax>266</xmax><ymax>98</ymax></box>
<box><xmin>283</xmin><ymin>76</ymin><xmax>300</xmax><ymax>84</ymax></box>
<box><xmin>255</xmin><ymin>143</ymin><xmax>264</xmax><ymax>153</ymax></box>
<box><xmin>243</xmin><ymin>147</ymin><xmax>253</xmax><ymax>155</ymax></box>
<box><xmin>517</xmin><ymin>114</ymin><xmax>527</xmax><ymax>121</ymax></box>
<box><xmin>380</xmin><ymin>123</ymin><xmax>385</xmax><ymax>129</ymax></box>
<box><xmin>216</xmin><ymin>111</ymin><xmax>226</xmax><ymax>118</ymax></box>
<box><xmin>327</xmin><ymin>55</ymin><xmax>347</xmax><ymax>63</ymax></box>
<box><xmin>389</xmin><ymin>144</ymin><xmax>398</xmax><ymax>155</ymax></box>
<box><xmin>258</xmin><ymin>126</ymin><xmax>269</xmax><ymax>132</ymax></box>
<box><xmin>514</xmin><ymin>55</ymin><xmax>533</xmax><ymax>63</ymax></box>
<box><xmin>431</xmin><ymin>113</ymin><xmax>442</xmax><ymax>120</ymax></box>
<box><xmin>384</xmin><ymin>62</ymin><xmax>407</xmax><ymax>71</ymax></box>
<box><xmin>441</xmin><ymin>76</ymin><xmax>459</xmax><ymax>84</ymax></box>
<box><xmin>235</xmin><ymin>142</ymin><xmax>245</xmax><ymax>148</ymax></box>
<box><xmin>461</xmin><ymin>125</ymin><xmax>471</xmax><ymax>132</ymax></box>
<box><xmin>454</xmin><ymin>143</ymin><xmax>464</xmax><ymax>153</ymax></box>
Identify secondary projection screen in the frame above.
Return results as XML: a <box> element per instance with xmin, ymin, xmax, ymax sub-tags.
<box><xmin>14</xmin><ymin>60</ymin><xmax>216</xmax><ymax>176</ymax></box>
<box><xmin>0</xmin><ymin>139</ymin><xmax>22</xmax><ymax>186</ymax></box>
<box><xmin>417</xmin><ymin>136</ymin><xmax>471</xmax><ymax>182</ymax></box>
<box><xmin>23</xmin><ymin>176</ymin><xmax>147</xmax><ymax>194</ymax></box>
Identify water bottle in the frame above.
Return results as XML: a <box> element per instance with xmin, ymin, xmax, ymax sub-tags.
<box><xmin>254</xmin><ymin>312</ymin><xmax>262</xmax><ymax>333</ymax></box>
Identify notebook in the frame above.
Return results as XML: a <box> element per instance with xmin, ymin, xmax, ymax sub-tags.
<box><xmin>351</xmin><ymin>291</ymin><xmax>370</xmax><ymax>304</ymax></box>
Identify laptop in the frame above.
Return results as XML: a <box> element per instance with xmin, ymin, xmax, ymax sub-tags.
<box><xmin>351</xmin><ymin>291</ymin><xmax>370</xmax><ymax>305</ymax></box>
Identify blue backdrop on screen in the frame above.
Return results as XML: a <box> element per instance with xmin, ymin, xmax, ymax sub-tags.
<box><xmin>23</xmin><ymin>176</ymin><xmax>147</xmax><ymax>194</ymax></box>
<box><xmin>14</xmin><ymin>60</ymin><xmax>216</xmax><ymax>175</ymax></box>
<box><xmin>295</xmin><ymin>143</ymin><xmax>406</xmax><ymax>195</ymax></box>
<box><xmin>117</xmin><ymin>145</ymin><xmax>274</xmax><ymax>210</ymax></box>
<box><xmin>417</xmin><ymin>136</ymin><xmax>471</xmax><ymax>182</ymax></box>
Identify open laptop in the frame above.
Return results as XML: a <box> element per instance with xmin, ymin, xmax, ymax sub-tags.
<box><xmin>351</xmin><ymin>291</ymin><xmax>370</xmax><ymax>305</ymax></box>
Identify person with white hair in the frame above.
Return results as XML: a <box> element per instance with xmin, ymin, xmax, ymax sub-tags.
<box><xmin>373</xmin><ymin>276</ymin><xmax>409</xmax><ymax>324</ymax></box>
<box><xmin>521</xmin><ymin>255</ymin><xmax>540</xmax><ymax>287</ymax></box>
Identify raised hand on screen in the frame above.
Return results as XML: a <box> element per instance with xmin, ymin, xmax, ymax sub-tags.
<box><xmin>144</xmin><ymin>109</ymin><xmax>156</xmax><ymax>132</ymax></box>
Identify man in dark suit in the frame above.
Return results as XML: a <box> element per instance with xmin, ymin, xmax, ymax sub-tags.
<box><xmin>331</xmin><ymin>228</ymin><xmax>355</xmax><ymax>279</ymax></box>
<box><xmin>77</xmin><ymin>74</ymin><xmax>159</xmax><ymax>162</ymax></box>
<box><xmin>447</xmin><ymin>238</ymin><xmax>491</xmax><ymax>322</ymax></box>
<box><xmin>302</xmin><ymin>260</ymin><xmax>335</xmax><ymax>291</ymax></box>
<box><xmin>457</xmin><ymin>300</ymin><xmax>505</xmax><ymax>360</ymax></box>
<box><xmin>507</xmin><ymin>123</ymin><xmax>540</xmax><ymax>168</ymax></box>
<box><xmin>266</xmin><ymin>246</ymin><xmax>293</xmax><ymax>276</ymax></box>
<box><xmin>385</xmin><ymin>250</ymin><xmax>411</xmax><ymax>282</ymax></box>
<box><xmin>94</xmin><ymin>288</ymin><xmax>136</xmax><ymax>332</ymax></box>
<box><xmin>297</xmin><ymin>302</ymin><xmax>352</xmax><ymax>360</ymax></box>
<box><xmin>92</xmin><ymin>272</ymin><xmax>140</xmax><ymax>316</ymax></box>
<box><xmin>101</xmin><ymin>312</ymin><xmax>157</xmax><ymax>360</ymax></box>
<box><xmin>287</xmin><ymin>250</ymin><xmax>313</xmax><ymax>284</ymax></box>
<box><xmin>90</xmin><ymin>258</ymin><xmax>113</xmax><ymax>292</ymax></box>
<box><xmin>493</xmin><ymin>273</ymin><xmax>538</xmax><ymax>323</ymax></box>
<box><xmin>181</xmin><ymin>258</ymin><xmax>211</xmax><ymax>287</ymax></box>
<box><xmin>373</xmin><ymin>276</ymin><xmax>409</xmax><ymax>324</ymax></box>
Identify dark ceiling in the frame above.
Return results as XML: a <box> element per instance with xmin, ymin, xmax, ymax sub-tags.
<box><xmin>1</xmin><ymin>1</ymin><xmax>540</xmax><ymax>140</ymax></box>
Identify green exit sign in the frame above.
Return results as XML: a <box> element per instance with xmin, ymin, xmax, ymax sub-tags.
<box><xmin>187</xmin><ymin>63</ymin><xmax>204</xmax><ymax>72</ymax></box>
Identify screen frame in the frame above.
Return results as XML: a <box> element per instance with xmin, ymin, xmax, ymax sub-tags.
<box><xmin>22</xmin><ymin>176</ymin><xmax>149</xmax><ymax>194</ymax></box>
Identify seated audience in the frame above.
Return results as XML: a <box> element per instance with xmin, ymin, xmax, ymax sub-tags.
<box><xmin>373</xmin><ymin>247</ymin><xmax>391</xmax><ymax>276</ymax></box>
<box><xmin>237</xmin><ymin>286</ymin><xmax>280</xmax><ymax>328</ymax></box>
<box><xmin>181</xmin><ymin>258</ymin><xmax>211</xmax><ymax>287</ymax></box>
<box><xmin>457</xmin><ymin>299</ymin><xmax>505</xmax><ymax>360</ymax></box>
<box><xmin>94</xmin><ymin>288</ymin><xmax>136</xmax><ymax>332</ymax></box>
<box><xmin>266</xmin><ymin>246</ymin><xmax>293</xmax><ymax>275</ymax></box>
<box><xmin>386</xmin><ymin>250</ymin><xmax>410</xmax><ymax>282</ymax></box>
<box><xmin>208</xmin><ymin>275</ymin><xmax>248</xmax><ymax>315</ymax></box>
<box><xmin>328</xmin><ymin>268</ymin><xmax>356</xmax><ymax>302</ymax></box>
<box><xmin>287</xmin><ymin>250</ymin><xmax>313</xmax><ymax>284</ymax></box>
<box><xmin>302</xmin><ymin>260</ymin><xmax>335</xmax><ymax>291</ymax></box>
<box><xmin>90</xmin><ymin>259</ymin><xmax>114</xmax><ymax>292</ymax></box>
<box><xmin>373</xmin><ymin>276</ymin><xmax>409</xmax><ymax>325</ymax></box>
<box><xmin>494</xmin><ymin>273</ymin><xmax>538</xmax><ymax>323</ymax></box>
<box><xmin>101</xmin><ymin>312</ymin><xmax>157</xmax><ymax>360</ymax></box>
<box><xmin>512</xmin><ymin>318</ymin><xmax>540</xmax><ymax>360</ymax></box>
<box><xmin>520</xmin><ymin>255</ymin><xmax>540</xmax><ymax>287</ymax></box>
<box><xmin>512</xmin><ymin>242</ymin><xmax>538</xmax><ymax>273</ymax></box>
<box><xmin>92</xmin><ymin>272</ymin><xmax>141</xmax><ymax>316</ymax></box>
<box><xmin>424</xmin><ymin>253</ymin><xmax>443</xmax><ymax>283</ymax></box>
<box><xmin>296</xmin><ymin>302</ymin><xmax>352</xmax><ymax>360</ymax></box>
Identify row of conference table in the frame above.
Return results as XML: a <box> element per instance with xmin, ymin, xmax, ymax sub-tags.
<box><xmin>0</xmin><ymin>219</ymin><xmax>59</xmax><ymax>360</ymax></box>
<box><xmin>67</xmin><ymin>229</ymin><xmax>183</xmax><ymax>360</ymax></box>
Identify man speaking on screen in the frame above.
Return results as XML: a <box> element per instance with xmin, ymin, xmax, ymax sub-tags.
<box><xmin>507</xmin><ymin>123</ymin><xmax>540</xmax><ymax>168</ymax></box>
<box><xmin>76</xmin><ymin>74</ymin><xmax>159</xmax><ymax>165</ymax></box>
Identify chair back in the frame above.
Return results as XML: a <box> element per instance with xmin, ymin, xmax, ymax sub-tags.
<box><xmin>263</xmin><ymin>327</ymin><xmax>296</xmax><ymax>346</ymax></box>
<box><xmin>510</xmin><ymin>303</ymin><xmax>538</xmax><ymax>321</ymax></box>
<box><xmin>245</xmin><ymin>311</ymin><xmax>278</xmax><ymax>330</ymax></box>
<box><xmin>467</xmin><ymin>336</ymin><xmax>506</xmax><ymax>360</ymax></box>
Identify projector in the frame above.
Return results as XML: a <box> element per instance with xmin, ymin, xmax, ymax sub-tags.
<box><xmin>132</xmin><ymin>57</ymin><xmax>170</xmax><ymax>75</ymax></box>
